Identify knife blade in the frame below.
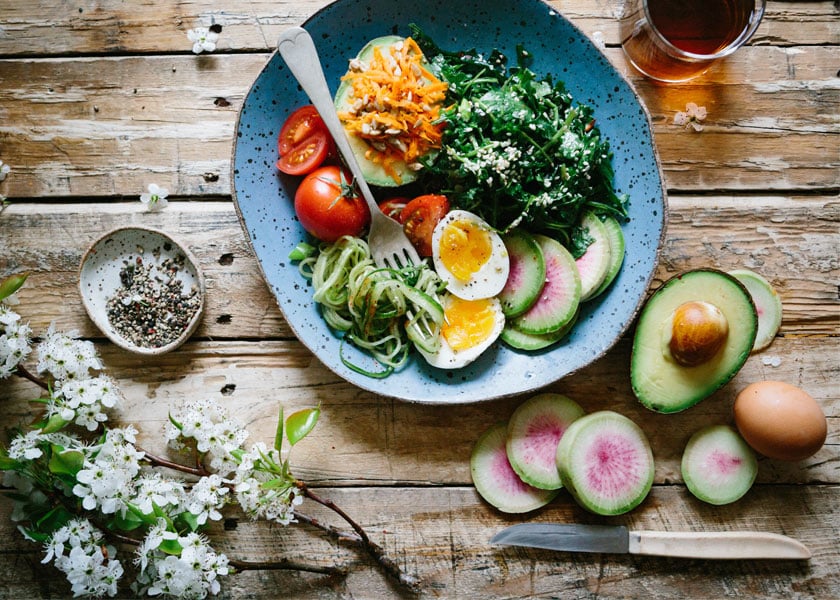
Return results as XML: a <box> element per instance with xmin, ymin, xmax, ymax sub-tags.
<box><xmin>490</xmin><ymin>523</ymin><xmax>811</xmax><ymax>560</ymax></box>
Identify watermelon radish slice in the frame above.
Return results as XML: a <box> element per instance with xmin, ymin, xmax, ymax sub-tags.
<box><xmin>681</xmin><ymin>424</ymin><xmax>757</xmax><ymax>505</ymax></box>
<box><xmin>470</xmin><ymin>422</ymin><xmax>559</xmax><ymax>513</ymax></box>
<box><xmin>556</xmin><ymin>411</ymin><xmax>654</xmax><ymax>516</ymax></box>
<box><xmin>506</xmin><ymin>393</ymin><xmax>585</xmax><ymax>489</ymax></box>
<box><xmin>501</xmin><ymin>310</ymin><xmax>578</xmax><ymax>351</ymax></box>
<box><xmin>728</xmin><ymin>269</ymin><xmax>783</xmax><ymax>352</ymax></box>
<box><xmin>498</xmin><ymin>229</ymin><xmax>547</xmax><ymax>318</ymax></box>
<box><xmin>512</xmin><ymin>234</ymin><xmax>581</xmax><ymax>335</ymax></box>
<box><xmin>575</xmin><ymin>212</ymin><xmax>612</xmax><ymax>301</ymax></box>
<box><xmin>589</xmin><ymin>216</ymin><xmax>625</xmax><ymax>300</ymax></box>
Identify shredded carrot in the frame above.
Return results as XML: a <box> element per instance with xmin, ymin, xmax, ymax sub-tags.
<box><xmin>337</xmin><ymin>37</ymin><xmax>447</xmax><ymax>184</ymax></box>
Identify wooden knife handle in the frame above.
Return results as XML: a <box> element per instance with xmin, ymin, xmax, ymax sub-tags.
<box><xmin>629</xmin><ymin>531</ymin><xmax>811</xmax><ymax>560</ymax></box>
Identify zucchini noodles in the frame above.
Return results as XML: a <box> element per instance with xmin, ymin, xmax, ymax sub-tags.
<box><xmin>297</xmin><ymin>236</ymin><xmax>446</xmax><ymax>377</ymax></box>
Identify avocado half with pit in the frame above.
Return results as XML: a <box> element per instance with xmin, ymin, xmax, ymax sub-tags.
<box><xmin>333</xmin><ymin>35</ymin><xmax>433</xmax><ymax>188</ymax></box>
<box><xmin>631</xmin><ymin>269</ymin><xmax>758</xmax><ymax>413</ymax></box>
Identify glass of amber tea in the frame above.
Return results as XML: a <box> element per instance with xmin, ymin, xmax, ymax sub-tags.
<box><xmin>620</xmin><ymin>0</ymin><xmax>766</xmax><ymax>82</ymax></box>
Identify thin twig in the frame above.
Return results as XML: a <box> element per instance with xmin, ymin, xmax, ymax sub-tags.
<box><xmin>228</xmin><ymin>557</ymin><xmax>347</xmax><ymax>576</ymax></box>
<box><xmin>297</xmin><ymin>482</ymin><xmax>420</xmax><ymax>592</ymax></box>
<box><xmin>293</xmin><ymin>511</ymin><xmax>363</xmax><ymax>543</ymax></box>
<box><xmin>14</xmin><ymin>364</ymin><xmax>49</xmax><ymax>390</ymax></box>
<box><xmin>139</xmin><ymin>448</ymin><xmax>209</xmax><ymax>477</ymax></box>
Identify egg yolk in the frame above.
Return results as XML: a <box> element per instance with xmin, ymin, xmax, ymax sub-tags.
<box><xmin>442</xmin><ymin>297</ymin><xmax>497</xmax><ymax>351</ymax></box>
<box><xmin>439</xmin><ymin>219</ymin><xmax>492</xmax><ymax>282</ymax></box>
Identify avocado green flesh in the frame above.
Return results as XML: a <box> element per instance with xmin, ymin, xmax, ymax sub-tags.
<box><xmin>631</xmin><ymin>270</ymin><xmax>758</xmax><ymax>413</ymax></box>
<box><xmin>333</xmin><ymin>35</ymin><xmax>420</xmax><ymax>188</ymax></box>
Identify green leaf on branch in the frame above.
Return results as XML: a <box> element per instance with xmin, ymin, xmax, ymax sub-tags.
<box><xmin>168</xmin><ymin>412</ymin><xmax>184</xmax><ymax>431</ymax></box>
<box><xmin>274</xmin><ymin>406</ymin><xmax>284</xmax><ymax>452</ymax></box>
<box><xmin>260</xmin><ymin>477</ymin><xmax>292</xmax><ymax>491</ymax></box>
<box><xmin>0</xmin><ymin>456</ymin><xmax>21</xmax><ymax>471</ymax></box>
<box><xmin>48</xmin><ymin>445</ymin><xmax>84</xmax><ymax>477</ymax></box>
<box><xmin>285</xmin><ymin>407</ymin><xmax>320</xmax><ymax>447</ymax></box>
<box><xmin>40</xmin><ymin>413</ymin><xmax>70</xmax><ymax>434</ymax></box>
<box><xmin>110</xmin><ymin>509</ymin><xmax>147</xmax><ymax>532</ymax></box>
<box><xmin>159</xmin><ymin>537</ymin><xmax>184</xmax><ymax>556</ymax></box>
<box><xmin>179</xmin><ymin>511</ymin><xmax>201</xmax><ymax>532</ymax></box>
<box><xmin>35</xmin><ymin>505</ymin><xmax>74</xmax><ymax>533</ymax></box>
<box><xmin>0</xmin><ymin>272</ymin><xmax>29</xmax><ymax>301</ymax></box>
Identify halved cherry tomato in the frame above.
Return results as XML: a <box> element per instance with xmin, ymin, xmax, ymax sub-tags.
<box><xmin>277</xmin><ymin>105</ymin><xmax>334</xmax><ymax>176</ymax></box>
<box><xmin>378</xmin><ymin>197</ymin><xmax>410</xmax><ymax>221</ymax></box>
<box><xmin>399</xmin><ymin>194</ymin><xmax>450</xmax><ymax>257</ymax></box>
<box><xmin>294</xmin><ymin>165</ymin><xmax>370</xmax><ymax>243</ymax></box>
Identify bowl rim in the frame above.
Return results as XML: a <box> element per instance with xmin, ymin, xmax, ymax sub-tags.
<box><xmin>78</xmin><ymin>225</ymin><xmax>206</xmax><ymax>356</ymax></box>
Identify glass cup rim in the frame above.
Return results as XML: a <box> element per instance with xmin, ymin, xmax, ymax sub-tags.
<box><xmin>641</xmin><ymin>0</ymin><xmax>767</xmax><ymax>61</ymax></box>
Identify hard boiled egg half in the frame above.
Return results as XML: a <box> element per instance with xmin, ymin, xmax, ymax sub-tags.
<box><xmin>418</xmin><ymin>293</ymin><xmax>505</xmax><ymax>369</ymax></box>
<box><xmin>432</xmin><ymin>210</ymin><xmax>510</xmax><ymax>301</ymax></box>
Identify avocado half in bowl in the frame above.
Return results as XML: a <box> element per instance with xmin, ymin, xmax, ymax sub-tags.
<box><xmin>631</xmin><ymin>269</ymin><xmax>758</xmax><ymax>413</ymax></box>
<box><xmin>232</xmin><ymin>0</ymin><xmax>668</xmax><ymax>403</ymax></box>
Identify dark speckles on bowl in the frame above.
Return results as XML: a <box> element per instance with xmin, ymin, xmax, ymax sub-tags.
<box><xmin>231</xmin><ymin>0</ymin><xmax>667</xmax><ymax>404</ymax></box>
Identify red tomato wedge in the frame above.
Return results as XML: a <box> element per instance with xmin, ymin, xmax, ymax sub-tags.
<box><xmin>399</xmin><ymin>194</ymin><xmax>450</xmax><ymax>257</ymax></box>
<box><xmin>277</xmin><ymin>105</ymin><xmax>334</xmax><ymax>176</ymax></box>
<box><xmin>378</xmin><ymin>197</ymin><xmax>410</xmax><ymax>221</ymax></box>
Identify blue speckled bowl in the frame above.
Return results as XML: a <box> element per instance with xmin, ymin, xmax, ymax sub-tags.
<box><xmin>232</xmin><ymin>0</ymin><xmax>667</xmax><ymax>404</ymax></box>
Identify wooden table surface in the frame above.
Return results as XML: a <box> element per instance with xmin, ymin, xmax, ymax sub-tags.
<box><xmin>1</xmin><ymin>1</ymin><xmax>838</xmax><ymax>598</ymax></box>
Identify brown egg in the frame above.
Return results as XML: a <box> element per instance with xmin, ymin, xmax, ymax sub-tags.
<box><xmin>734</xmin><ymin>381</ymin><xmax>827</xmax><ymax>461</ymax></box>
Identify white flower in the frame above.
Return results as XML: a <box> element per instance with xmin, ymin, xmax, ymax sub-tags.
<box><xmin>132</xmin><ymin>473</ymin><xmax>185</xmax><ymax>515</ymax></box>
<box><xmin>140</xmin><ymin>183</ymin><xmax>169</xmax><ymax>211</ymax></box>
<box><xmin>169</xmin><ymin>398</ymin><xmax>248</xmax><ymax>475</ymax></box>
<box><xmin>135</xmin><ymin>532</ymin><xmax>228</xmax><ymax>598</ymax></box>
<box><xmin>674</xmin><ymin>102</ymin><xmax>707</xmax><ymax>132</ymax></box>
<box><xmin>187</xmin><ymin>27</ymin><xmax>219</xmax><ymax>54</ymax></box>
<box><xmin>46</xmin><ymin>519</ymin><xmax>123</xmax><ymax>598</ymax></box>
<box><xmin>36</xmin><ymin>325</ymin><xmax>102</xmax><ymax>382</ymax></box>
<box><xmin>8</xmin><ymin>430</ymin><xmax>47</xmax><ymax>460</ymax></box>
<box><xmin>186</xmin><ymin>474</ymin><xmax>229</xmax><ymax>525</ymax></box>
<box><xmin>232</xmin><ymin>442</ymin><xmax>301</xmax><ymax>525</ymax></box>
<box><xmin>0</xmin><ymin>306</ymin><xmax>32</xmax><ymax>378</ymax></box>
<box><xmin>71</xmin><ymin>427</ymin><xmax>145</xmax><ymax>514</ymax></box>
<box><xmin>136</xmin><ymin>519</ymin><xmax>178</xmax><ymax>573</ymax></box>
<box><xmin>0</xmin><ymin>160</ymin><xmax>10</xmax><ymax>181</ymax></box>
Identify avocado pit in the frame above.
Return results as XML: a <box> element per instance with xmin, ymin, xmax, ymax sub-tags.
<box><xmin>665</xmin><ymin>300</ymin><xmax>729</xmax><ymax>367</ymax></box>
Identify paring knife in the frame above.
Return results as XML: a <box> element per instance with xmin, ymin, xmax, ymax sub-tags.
<box><xmin>491</xmin><ymin>523</ymin><xmax>811</xmax><ymax>560</ymax></box>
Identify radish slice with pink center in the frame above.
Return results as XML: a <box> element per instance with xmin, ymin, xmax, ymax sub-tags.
<box><xmin>728</xmin><ymin>269</ymin><xmax>783</xmax><ymax>352</ymax></box>
<box><xmin>556</xmin><ymin>411</ymin><xmax>654</xmax><ymax>515</ymax></box>
<box><xmin>575</xmin><ymin>211</ymin><xmax>612</xmax><ymax>301</ymax></box>
<box><xmin>506</xmin><ymin>393</ymin><xmax>585</xmax><ymax>490</ymax></box>
<box><xmin>471</xmin><ymin>422</ymin><xmax>559</xmax><ymax>513</ymax></box>
<box><xmin>681</xmin><ymin>424</ymin><xmax>757</xmax><ymax>505</ymax></box>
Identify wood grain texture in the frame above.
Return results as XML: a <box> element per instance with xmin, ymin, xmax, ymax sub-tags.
<box><xmin>0</xmin><ymin>51</ymin><xmax>837</xmax><ymax>198</ymax></box>
<box><xmin>0</xmin><ymin>1</ymin><xmax>835</xmax><ymax>56</ymax></box>
<box><xmin>2</xmin><ymin>334</ymin><xmax>836</xmax><ymax>487</ymax></box>
<box><xmin>0</xmin><ymin>486</ymin><xmax>837</xmax><ymax>598</ymax></box>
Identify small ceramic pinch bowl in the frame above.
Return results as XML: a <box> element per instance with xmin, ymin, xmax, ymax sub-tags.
<box><xmin>79</xmin><ymin>227</ymin><xmax>206</xmax><ymax>355</ymax></box>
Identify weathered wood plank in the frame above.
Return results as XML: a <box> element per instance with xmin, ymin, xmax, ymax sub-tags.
<box><xmin>2</xmin><ymin>196</ymin><xmax>836</xmax><ymax>336</ymax></box>
<box><xmin>0</xmin><ymin>1</ymin><xmax>835</xmax><ymax>56</ymax></box>
<box><xmin>0</xmin><ymin>49</ymin><xmax>837</xmax><ymax>198</ymax></box>
<box><xmin>2</xmin><ymin>333</ymin><xmax>836</xmax><ymax>486</ymax></box>
<box><xmin>0</xmin><ymin>485</ymin><xmax>837</xmax><ymax>598</ymax></box>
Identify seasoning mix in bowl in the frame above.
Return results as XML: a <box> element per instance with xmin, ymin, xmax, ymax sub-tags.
<box><xmin>79</xmin><ymin>227</ymin><xmax>205</xmax><ymax>355</ymax></box>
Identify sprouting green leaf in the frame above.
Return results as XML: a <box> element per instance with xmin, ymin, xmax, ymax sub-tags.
<box><xmin>285</xmin><ymin>407</ymin><xmax>320</xmax><ymax>447</ymax></box>
<box><xmin>48</xmin><ymin>445</ymin><xmax>84</xmax><ymax>477</ymax></box>
<box><xmin>35</xmin><ymin>505</ymin><xmax>74</xmax><ymax>533</ymax></box>
<box><xmin>40</xmin><ymin>413</ymin><xmax>69</xmax><ymax>434</ymax></box>
<box><xmin>159</xmin><ymin>537</ymin><xmax>183</xmax><ymax>556</ymax></box>
<box><xmin>168</xmin><ymin>412</ymin><xmax>184</xmax><ymax>431</ymax></box>
<box><xmin>18</xmin><ymin>526</ymin><xmax>50</xmax><ymax>543</ymax></box>
<box><xmin>0</xmin><ymin>456</ymin><xmax>21</xmax><ymax>471</ymax></box>
<box><xmin>110</xmin><ymin>508</ymin><xmax>146</xmax><ymax>532</ymax></box>
<box><xmin>179</xmin><ymin>511</ymin><xmax>201</xmax><ymax>533</ymax></box>
<box><xmin>274</xmin><ymin>405</ymin><xmax>284</xmax><ymax>452</ymax></box>
<box><xmin>0</xmin><ymin>272</ymin><xmax>29</xmax><ymax>302</ymax></box>
<box><xmin>260</xmin><ymin>477</ymin><xmax>292</xmax><ymax>491</ymax></box>
<box><xmin>126</xmin><ymin>502</ymin><xmax>161</xmax><ymax>527</ymax></box>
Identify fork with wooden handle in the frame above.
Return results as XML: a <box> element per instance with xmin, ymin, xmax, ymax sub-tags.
<box><xmin>277</xmin><ymin>27</ymin><xmax>421</xmax><ymax>270</ymax></box>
